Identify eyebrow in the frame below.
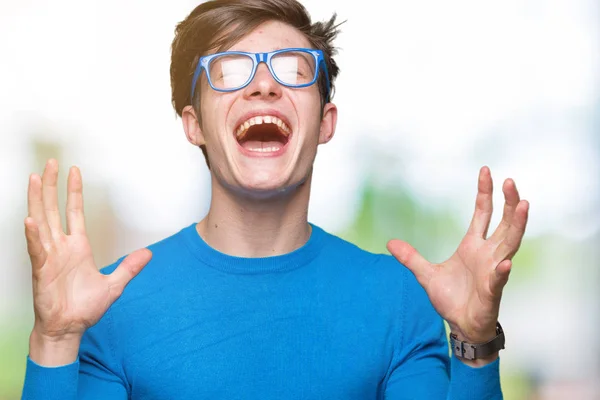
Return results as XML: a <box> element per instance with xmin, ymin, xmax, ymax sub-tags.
<box><xmin>226</xmin><ymin>46</ymin><xmax>299</xmax><ymax>53</ymax></box>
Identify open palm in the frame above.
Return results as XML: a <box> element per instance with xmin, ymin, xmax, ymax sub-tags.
<box><xmin>26</xmin><ymin>159</ymin><xmax>152</xmax><ymax>340</ymax></box>
<box><xmin>387</xmin><ymin>167</ymin><xmax>529</xmax><ymax>342</ymax></box>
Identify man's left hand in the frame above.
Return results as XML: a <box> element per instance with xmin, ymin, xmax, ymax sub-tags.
<box><xmin>387</xmin><ymin>166</ymin><xmax>529</xmax><ymax>355</ymax></box>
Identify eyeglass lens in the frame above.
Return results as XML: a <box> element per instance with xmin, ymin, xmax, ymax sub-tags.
<box><xmin>208</xmin><ymin>51</ymin><xmax>317</xmax><ymax>90</ymax></box>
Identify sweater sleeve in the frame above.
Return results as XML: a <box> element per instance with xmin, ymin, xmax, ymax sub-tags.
<box><xmin>383</xmin><ymin>267</ymin><xmax>503</xmax><ymax>399</ymax></box>
<box><xmin>21</xmin><ymin>308</ymin><xmax>128</xmax><ymax>400</ymax></box>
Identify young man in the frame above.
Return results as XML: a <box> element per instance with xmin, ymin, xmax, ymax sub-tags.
<box><xmin>21</xmin><ymin>0</ymin><xmax>529</xmax><ymax>399</ymax></box>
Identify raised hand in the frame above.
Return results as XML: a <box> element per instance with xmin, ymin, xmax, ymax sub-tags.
<box><xmin>25</xmin><ymin>159</ymin><xmax>152</xmax><ymax>365</ymax></box>
<box><xmin>387</xmin><ymin>167</ymin><xmax>529</xmax><ymax>359</ymax></box>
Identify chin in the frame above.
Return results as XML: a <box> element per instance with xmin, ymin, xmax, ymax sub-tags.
<box><xmin>223</xmin><ymin>166</ymin><xmax>308</xmax><ymax>200</ymax></box>
<box><xmin>235</xmin><ymin>172</ymin><xmax>296</xmax><ymax>198</ymax></box>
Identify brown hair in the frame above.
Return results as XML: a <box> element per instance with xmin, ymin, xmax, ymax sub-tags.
<box><xmin>169</xmin><ymin>0</ymin><xmax>342</xmax><ymax>166</ymax></box>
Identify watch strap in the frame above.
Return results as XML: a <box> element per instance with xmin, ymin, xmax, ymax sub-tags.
<box><xmin>449</xmin><ymin>322</ymin><xmax>505</xmax><ymax>360</ymax></box>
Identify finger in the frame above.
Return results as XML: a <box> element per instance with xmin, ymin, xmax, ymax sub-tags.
<box><xmin>41</xmin><ymin>159</ymin><xmax>64</xmax><ymax>237</ymax></box>
<box><xmin>466</xmin><ymin>166</ymin><xmax>494</xmax><ymax>239</ymax></box>
<box><xmin>106</xmin><ymin>249</ymin><xmax>153</xmax><ymax>301</ymax></box>
<box><xmin>387</xmin><ymin>239</ymin><xmax>433</xmax><ymax>287</ymax></box>
<box><xmin>494</xmin><ymin>200</ymin><xmax>529</xmax><ymax>262</ymax></box>
<box><xmin>27</xmin><ymin>173</ymin><xmax>52</xmax><ymax>249</ymax></box>
<box><xmin>489</xmin><ymin>178</ymin><xmax>520</xmax><ymax>243</ymax></box>
<box><xmin>24</xmin><ymin>217</ymin><xmax>47</xmax><ymax>270</ymax></box>
<box><xmin>66</xmin><ymin>166</ymin><xmax>86</xmax><ymax>235</ymax></box>
<box><xmin>489</xmin><ymin>259</ymin><xmax>512</xmax><ymax>298</ymax></box>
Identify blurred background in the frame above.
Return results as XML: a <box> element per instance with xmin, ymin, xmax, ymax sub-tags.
<box><xmin>1</xmin><ymin>0</ymin><xmax>598</xmax><ymax>398</ymax></box>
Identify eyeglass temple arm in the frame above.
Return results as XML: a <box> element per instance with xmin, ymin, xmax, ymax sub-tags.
<box><xmin>320</xmin><ymin>59</ymin><xmax>332</xmax><ymax>103</ymax></box>
<box><xmin>190</xmin><ymin>60</ymin><xmax>204</xmax><ymax>103</ymax></box>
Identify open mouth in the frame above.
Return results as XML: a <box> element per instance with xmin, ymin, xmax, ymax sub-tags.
<box><xmin>235</xmin><ymin>115</ymin><xmax>291</xmax><ymax>154</ymax></box>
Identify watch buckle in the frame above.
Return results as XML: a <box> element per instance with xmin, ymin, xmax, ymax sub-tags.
<box><xmin>453</xmin><ymin>339</ymin><xmax>476</xmax><ymax>360</ymax></box>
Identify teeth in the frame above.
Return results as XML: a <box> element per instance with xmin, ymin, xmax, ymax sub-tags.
<box><xmin>247</xmin><ymin>146</ymin><xmax>281</xmax><ymax>153</ymax></box>
<box><xmin>236</xmin><ymin>115</ymin><xmax>291</xmax><ymax>138</ymax></box>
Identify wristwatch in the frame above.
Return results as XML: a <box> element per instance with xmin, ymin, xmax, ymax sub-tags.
<box><xmin>449</xmin><ymin>322</ymin><xmax>505</xmax><ymax>360</ymax></box>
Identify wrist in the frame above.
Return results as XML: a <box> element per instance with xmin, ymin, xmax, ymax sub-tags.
<box><xmin>29</xmin><ymin>329</ymin><xmax>81</xmax><ymax>367</ymax></box>
<box><xmin>454</xmin><ymin>350</ymin><xmax>499</xmax><ymax>367</ymax></box>
<box><xmin>448</xmin><ymin>321</ymin><xmax>504</xmax><ymax>367</ymax></box>
<box><xmin>448</xmin><ymin>323</ymin><xmax>497</xmax><ymax>344</ymax></box>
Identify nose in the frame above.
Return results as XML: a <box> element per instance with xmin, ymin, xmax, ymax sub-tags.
<box><xmin>242</xmin><ymin>63</ymin><xmax>282</xmax><ymax>100</ymax></box>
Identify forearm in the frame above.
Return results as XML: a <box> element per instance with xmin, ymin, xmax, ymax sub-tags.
<box><xmin>22</xmin><ymin>330</ymin><xmax>80</xmax><ymax>400</ymax></box>
<box><xmin>447</xmin><ymin>355</ymin><xmax>502</xmax><ymax>400</ymax></box>
<box><xmin>23</xmin><ymin>327</ymin><xmax>129</xmax><ymax>400</ymax></box>
<box><xmin>384</xmin><ymin>354</ymin><xmax>502</xmax><ymax>400</ymax></box>
<box><xmin>22</xmin><ymin>356</ymin><xmax>80</xmax><ymax>400</ymax></box>
<box><xmin>447</xmin><ymin>329</ymin><xmax>503</xmax><ymax>398</ymax></box>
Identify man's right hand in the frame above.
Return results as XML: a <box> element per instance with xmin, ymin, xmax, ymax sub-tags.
<box><xmin>25</xmin><ymin>159</ymin><xmax>152</xmax><ymax>366</ymax></box>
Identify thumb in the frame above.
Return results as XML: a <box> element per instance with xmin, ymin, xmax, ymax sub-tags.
<box><xmin>387</xmin><ymin>239</ymin><xmax>433</xmax><ymax>286</ymax></box>
<box><xmin>107</xmin><ymin>248</ymin><xmax>153</xmax><ymax>300</ymax></box>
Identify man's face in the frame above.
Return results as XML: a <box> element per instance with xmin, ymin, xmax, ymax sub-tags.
<box><xmin>183</xmin><ymin>21</ymin><xmax>337</xmax><ymax>198</ymax></box>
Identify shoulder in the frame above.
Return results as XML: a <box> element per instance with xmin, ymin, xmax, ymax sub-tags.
<box><xmin>317</xmin><ymin>227</ymin><xmax>445</xmax><ymax>344</ymax></box>
<box><xmin>84</xmin><ymin>225</ymin><xmax>199</xmax><ymax>360</ymax></box>
<box><xmin>316</xmin><ymin>225</ymin><xmax>406</xmax><ymax>280</ymax></box>
<box><xmin>317</xmin><ymin>225</ymin><xmax>440</xmax><ymax>318</ymax></box>
<box><xmin>314</xmin><ymin>226</ymin><xmax>415</xmax><ymax>309</ymax></box>
<box><xmin>97</xmin><ymin>223</ymin><xmax>199</xmax><ymax>311</ymax></box>
<box><xmin>99</xmin><ymin>223</ymin><xmax>195</xmax><ymax>276</ymax></box>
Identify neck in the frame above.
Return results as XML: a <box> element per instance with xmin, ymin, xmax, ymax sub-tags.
<box><xmin>196</xmin><ymin>174</ymin><xmax>313</xmax><ymax>258</ymax></box>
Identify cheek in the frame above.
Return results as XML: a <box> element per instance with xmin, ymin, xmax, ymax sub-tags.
<box><xmin>293</xmin><ymin>91</ymin><xmax>322</xmax><ymax>134</ymax></box>
<box><xmin>200</xmin><ymin>95</ymin><xmax>218</xmax><ymax>128</ymax></box>
<box><xmin>200</xmin><ymin>94</ymin><xmax>233</xmax><ymax>139</ymax></box>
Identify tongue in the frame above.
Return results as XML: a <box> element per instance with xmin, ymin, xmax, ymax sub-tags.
<box><xmin>241</xmin><ymin>140</ymin><xmax>283</xmax><ymax>150</ymax></box>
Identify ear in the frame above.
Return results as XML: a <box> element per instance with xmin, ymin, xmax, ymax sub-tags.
<box><xmin>318</xmin><ymin>102</ymin><xmax>337</xmax><ymax>145</ymax></box>
<box><xmin>182</xmin><ymin>105</ymin><xmax>206</xmax><ymax>146</ymax></box>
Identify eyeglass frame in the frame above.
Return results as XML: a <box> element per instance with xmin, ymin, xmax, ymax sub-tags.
<box><xmin>190</xmin><ymin>47</ymin><xmax>332</xmax><ymax>104</ymax></box>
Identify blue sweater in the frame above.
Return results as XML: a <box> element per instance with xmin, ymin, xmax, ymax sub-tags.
<box><xmin>22</xmin><ymin>223</ymin><xmax>502</xmax><ymax>399</ymax></box>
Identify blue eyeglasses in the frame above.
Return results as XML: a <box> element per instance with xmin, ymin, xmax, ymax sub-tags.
<box><xmin>190</xmin><ymin>48</ymin><xmax>331</xmax><ymax>103</ymax></box>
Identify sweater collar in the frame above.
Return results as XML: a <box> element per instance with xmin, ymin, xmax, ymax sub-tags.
<box><xmin>180</xmin><ymin>222</ymin><xmax>326</xmax><ymax>274</ymax></box>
